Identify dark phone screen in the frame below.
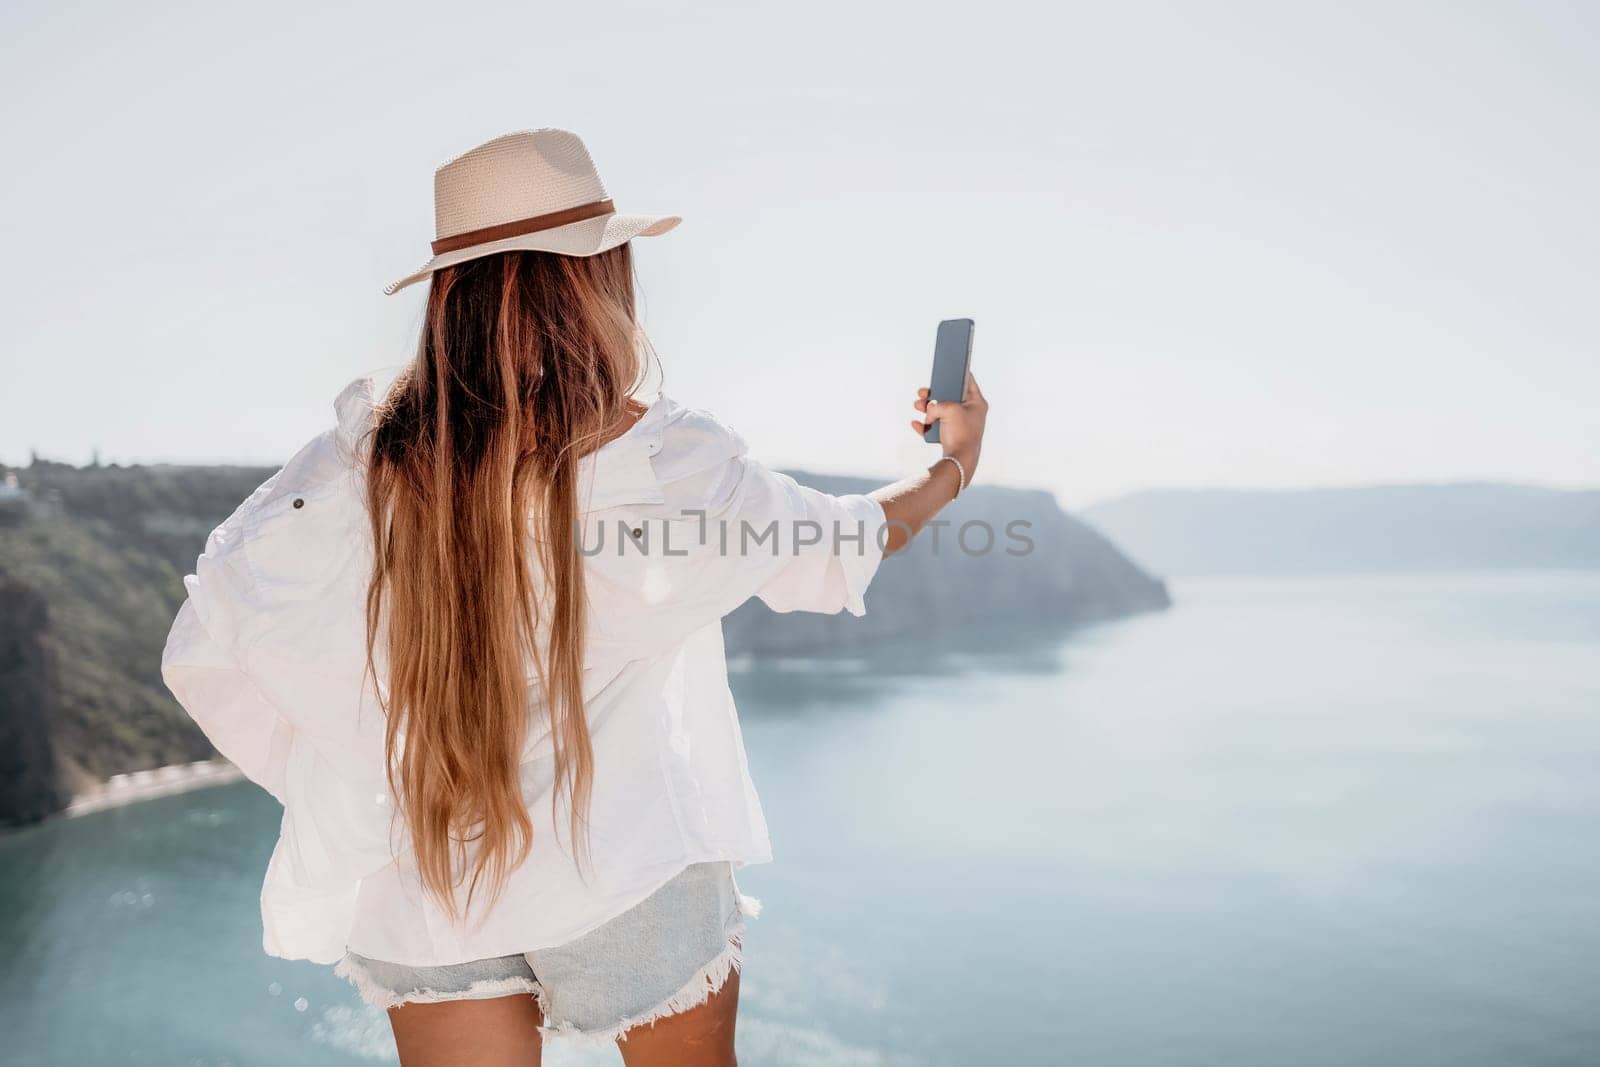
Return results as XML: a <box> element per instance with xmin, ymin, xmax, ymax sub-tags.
<box><xmin>924</xmin><ymin>318</ymin><xmax>974</xmax><ymax>444</ymax></box>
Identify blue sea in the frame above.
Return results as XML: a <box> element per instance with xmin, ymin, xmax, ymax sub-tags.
<box><xmin>3</xmin><ymin>573</ymin><xmax>1598</xmax><ymax>1065</ymax></box>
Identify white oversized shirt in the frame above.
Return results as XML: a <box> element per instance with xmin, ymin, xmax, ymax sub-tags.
<box><xmin>161</xmin><ymin>377</ymin><xmax>886</xmax><ymax>966</ymax></box>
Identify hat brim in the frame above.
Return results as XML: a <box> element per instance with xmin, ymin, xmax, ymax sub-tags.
<box><xmin>383</xmin><ymin>212</ymin><xmax>680</xmax><ymax>295</ymax></box>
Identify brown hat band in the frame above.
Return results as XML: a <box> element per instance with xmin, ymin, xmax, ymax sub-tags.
<box><xmin>430</xmin><ymin>198</ymin><xmax>616</xmax><ymax>256</ymax></box>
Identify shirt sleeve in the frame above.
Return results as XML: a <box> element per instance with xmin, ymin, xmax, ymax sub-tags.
<box><xmin>737</xmin><ymin>459</ymin><xmax>887</xmax><ymax>617</ymax></box>
<box><xmin>583</xmin><ymin>432</ymin><xmax>889</xmax><ymax>665</ymax></box>
<box><xmin>161</xmin><ymin>502</ymin><xmax>295</xmax><ymax>803</ymax></box>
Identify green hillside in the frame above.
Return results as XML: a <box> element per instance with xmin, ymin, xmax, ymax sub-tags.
<box><xmin>0</xmin><ymin>460</ymin><xmax>1169</xmax><ymax>826</ymax></box>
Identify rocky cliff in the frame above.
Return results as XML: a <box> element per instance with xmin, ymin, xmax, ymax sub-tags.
<box><xmin>0</xmin><ymin>460</ymin><xmax>1168</xmax><ymax>824</ymax></box>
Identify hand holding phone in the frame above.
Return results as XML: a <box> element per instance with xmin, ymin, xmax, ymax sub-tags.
<box><xmin>883</xmin><ymin>320</ymin><xmax>990</xmax><ymax>552</ymax></box>
<box><xmin>910</xmin><ymin>319</ymin><xmax>987</xmax><ymax>486</ymax></box>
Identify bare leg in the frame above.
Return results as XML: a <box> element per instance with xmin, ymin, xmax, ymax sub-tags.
<box><xmin>616</xmin><ymin>969</ymin><xmax>740</xmax><ymax>1067</ymax></box>
<box><xmin>386</xmin><ymin>994</ymin><xmax>544</xmax><ymax>1067</ymax></box>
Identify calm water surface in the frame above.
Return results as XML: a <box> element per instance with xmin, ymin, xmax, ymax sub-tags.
<box><xmin>3</xmin><ymin>573</ymin><xmax>1598</xmax><ymax>1065</ymax></box>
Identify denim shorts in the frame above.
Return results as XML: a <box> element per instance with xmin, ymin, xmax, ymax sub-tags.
<box><xmin>334</xmin><ymin>861</ymin><xmax>757</xmax><ymax>1044</ymax></box>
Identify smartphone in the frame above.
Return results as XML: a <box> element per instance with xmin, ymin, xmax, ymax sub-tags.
<box><xmin>924</xmin><ymin>318</ymin><xmax>974</xmax><ymax>444</ymax></box>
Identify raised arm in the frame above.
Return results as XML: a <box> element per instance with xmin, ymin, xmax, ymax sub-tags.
<box><xmin>870</xmin><ymin>372</ymin><xmax>990</xmax><ymax>555</ymax></box>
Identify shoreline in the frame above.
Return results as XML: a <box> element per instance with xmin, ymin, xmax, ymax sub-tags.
<box><xmin>65</xmin><ymin>759</ymin><xmax>243</xmax><ymax>817</ymax></box>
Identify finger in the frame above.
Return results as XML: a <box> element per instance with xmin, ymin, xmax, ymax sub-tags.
<box><xmin>917</xmin><ymin>387</ymin><xmax>930</xmax><ymax>398</ymax></box>
<box><xmin>913</xmin><ymin>396</ymin><xmax>929</xmax><ymax>413</ymax></box>
<box><xmin>964</xmin><ymin>372</ymin><xmax>984</xmax><ymax>403</ymax></box>
<box><xmin>910</xmin><ymin>420</ymin><xmax>929</xmax><ymax>435</ymax></box>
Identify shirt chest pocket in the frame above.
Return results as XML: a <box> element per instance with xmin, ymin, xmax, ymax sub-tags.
<box><xmin>583</xmin><ymin>507</ymin><xmax>732</xmax><ymax>648</ymax></box>
<box><xmin>243</xmin><ymin>486</ymin><xmax>363</xmax><ymax>601</ymax></box>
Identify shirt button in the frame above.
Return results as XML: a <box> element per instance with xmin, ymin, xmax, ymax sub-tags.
<box><xmin>292</xmin><ymin>498</ymin><xmax>305</xmax><ymax>509</ymax></box>
<box><xmin>630</xmin><ymin>526</ymin><xmax>643</xmax><ymax>539</ymax></box>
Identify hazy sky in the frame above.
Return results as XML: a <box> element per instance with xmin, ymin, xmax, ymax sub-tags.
<box><xmin>2</xmin><ymin>1</ymin><xmax>1595</xmax><ymax>505</ymax></box>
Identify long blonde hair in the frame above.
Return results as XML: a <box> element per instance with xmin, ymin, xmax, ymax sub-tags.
<box><xmin>365</xmin><ymin>244</ymin><xmax>642</xmax><ymax>916</ymax></box>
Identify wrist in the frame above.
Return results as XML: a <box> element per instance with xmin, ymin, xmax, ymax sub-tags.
<box><xmin>943</xmin><ymin>445</ymin><xmax>979</xmax><ymax>480</ymax></box>
<box><xmin>931</xmin><ymin>454</ymin><xmax>969</xmax><ymax>497</ymax></box>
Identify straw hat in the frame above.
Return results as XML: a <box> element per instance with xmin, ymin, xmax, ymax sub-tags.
<box><xmin>384</xmin><ymin>128</ymin><xmax>680</xmax><ymax>295</ymax></box>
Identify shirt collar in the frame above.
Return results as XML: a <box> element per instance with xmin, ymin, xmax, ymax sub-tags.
<box><xmin>333</xmin><ymin>377</ymin><xmax>378</xmax><ymax>453</ymax></box>
<box><xmin>331</xmin><ymin>376</ymin><xmax>668</xmax><ymax>512</ymax></box>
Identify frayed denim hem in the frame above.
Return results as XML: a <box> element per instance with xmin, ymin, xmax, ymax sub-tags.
<box><xmin>333</xmin><ymin>866</ymin><xmax>761</xmax><ymax>1031</ymax></box>
<box><xmin>334</xmin><ymin>955</ymin><xmax>542</xmax><ymax>1012</ymax></box>
<box><xmin>539</xmin><ymin>891</ymin><xmax>759</xmax><ymax>1046</ymax></box>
